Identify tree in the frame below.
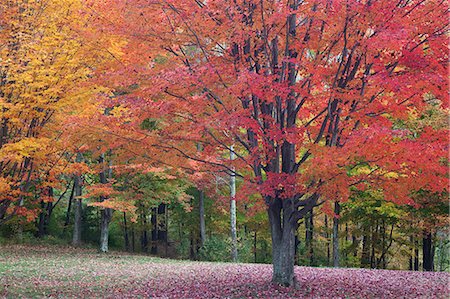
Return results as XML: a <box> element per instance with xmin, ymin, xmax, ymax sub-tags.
<box><xmin>90</xmin><ymin>0</ymin><xmax>448</xmax><ymax>286</ymax></box>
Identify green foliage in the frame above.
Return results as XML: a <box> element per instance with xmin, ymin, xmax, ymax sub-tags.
<box><xmin>198</xmin><ymin>235</ymin><xmax>232</xmax><ymax>262</ymax></box>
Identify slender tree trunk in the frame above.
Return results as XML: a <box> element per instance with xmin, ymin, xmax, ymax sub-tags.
<box><xmin>370</xmin><ymin>222</ymin><xmax>377</xmax><ymax>268</ymax></box>
<box><xmin>361</xmin><ymin>226</ymin><xmax>370</xmax><ymax>268</ymax></box>
<box><xmin>157</xmin><ymin>204</ymin><xmax>167</xmax><ymax>249</ymax></box>
<box><xmin>99</xmin><ymin>155</ymin><xmax>112</xmax><ymax>253</ymax></box>
<box><xmin>230</xmin><ymin>145</ymin><xmax>238</xmax><ymax>262</ymax></box>
<box><xmin>381</xmin><ymin>220</ymin><xmax>386</xmax><ymax>269</ymax></box>
<box><xmin>332</xmin><ymin>202</ymin><xmax>340</xmax><ymax>267</ymax></box>
<box><xmin>64</xmin><ymin>181</ymin><xmax>76</xmax><ymax>229</ymax></box>
<box><xmin>140</xmin><ymin>208</ymin><xmax>149</xmax><ymax>253</ymax></box>
<box><xmin>254</xmin><ymin>230</ymin><xmax>257</xmax><ymax>263</ymax></box>
<box><xmin>190</xmin><ymin>231</ymin><xmax>196</xmax><ymax>260</ymax></box>
<box><xmin>123</xmin><ymin>212</ymin><xmax>130</xmax><ymax>251</ymax></box>
<box><xmin>414</xmin><ymin>238</ymin><xmax>419</xmax><ymax>271</ymax></box>
<box><xmin>409</xmin><ymin>236</ymin><xmax>414</xmax><ymax>270</ymax></box>
<box><xmin>423</xmin><ymin>232</ymin><xmax>433</xmax><ymax>271</ymax></box>
<box><xmin>305</xmin><ymin>210</ymin><xmax>314</xmax><ymax>266</ymax></box>
<box><xmin>325</xmin><ymin>215</ymin><xmax>330</xmax><ymax>266</ymax></box>
<box><xmin>72</xmin><ymin>153</ymin><xmax>83</xmax><ymax>247</ymax></box>
<box><xmin>199</xmin><ymin>190</ymin><xmax>206</xmax><ymax>248</ymax></box>
<box><xmin>151</xmin><ymin>207</ymin><xmax>157</xmax><ymax>254</ymax></box>
<box><xmin>131</xmin><ymin>226</ymin><xmax>135</xmax><ymax>252</ymax></box>
<box><xmin>37</xmin><ymin>199</ymin><xmax>46</xmax><ymax>238</ymax></box>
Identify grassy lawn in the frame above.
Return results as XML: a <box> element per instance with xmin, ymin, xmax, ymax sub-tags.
<box><xmin>0</xmin><ymin>244</ymin><xmax>448</xmax><ymax>298</ymax></box>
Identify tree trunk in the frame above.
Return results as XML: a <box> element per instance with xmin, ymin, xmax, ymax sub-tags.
<box><xmin>199</xmin><ymin>190</ymin><xmax>206</xmax><ymax>248</ymax></box>
<box><xmin>269</xmin><ymin>198</ymin><xmax>296</xmax><ymax>287</ymax></box>
<box><xmin>131</xmin><ymin>226</ymin><xmax>135</xmax><ymax>252</ymax></box>
<box><xmin>99</xmin><ymin>208</ymin><xmax>112</xmax><ymax>253</ymax></box>
<box><xmin>230</xmin><ymin>145</ymin><xmax>238</xmax><ymax>262</ymax></box>
<box><xmin>370</xmin><ymin>222</ymin><xmax>377</xmax><ymax>268</ymax></box>
<box><xmin>254</xmin><ymin>230</ymin><xmax>257</xmax><ymax>263</ymax></box>
<box><xmin>99</xmin><ymin>154</ymin><xmax>112</xmax><ymax>253</ymax></box>
<box><xmin>332</xmin><ymin>201</ymin><xmax>340</xmax><ymax>267</ymax></box>
<box><xmin>305</xmin><ymin>210</ymin><xmax>314</xmax><ymax>266</ymax></box>
<box><xmin>423</xmin><ymin>232</ymin><xmax>433</xmax><ymax>271</ymax></box>
<box><xmin>37</xmin><ymin>200</ymin><xmax>46</xmax><ymax>238</ymax></box>
<box><xmin>140</xmin><ymin>209</ymin><xmax>148</xmax><ymax>253</ymax></box>
<box><xmin>325</xmin><ymin>215</ymin><xmax>330</xmax><ymax>266</ymax></box>
<box><xmin>414</xmin><ymin>238</ymin><xmax>419</xmax><ymax>271</ymax></box>
<box><xmin>361</xmin><ymin>226</ymin><xmax>370</xmax><ymax>268</ymax></box>
<box><xmin>64</xmin><ymin>180</ymin><xmax>76</xmax><ymax>229</ymax></box>
<box><xmin>157</xmin><ymin>204</ymin><xmax>167</xmax><ymax>243</ymax></box>
<box><xmin>151</xmin><ymin>207</ymin><xmax>157</xmax><ymax>254</ymax></box>
<box><xmin>72</xmin><ymin>153</ymin><xmax>83</xmax><ymax>247</ymax></box>
<box><xmin>409</xmin><ymin>236</ymin><xmax>413</xmax><ymax>270</ymax></box>
<box><xmin>123</xmin><ymin>212</ymin><xmax>130</xmax><ymax>251</ymax></box>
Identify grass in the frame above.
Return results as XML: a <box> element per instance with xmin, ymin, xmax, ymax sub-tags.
<box><xmin>0</xmin><ymin>244</ymin><xmax>448</xmax><ymax>298</ymax></box>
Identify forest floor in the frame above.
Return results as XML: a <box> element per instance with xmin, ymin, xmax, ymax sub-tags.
<box><xmin>0</xmin><ymin>244</ymin><xmax>448</xmax><ymax>298</ymax></box>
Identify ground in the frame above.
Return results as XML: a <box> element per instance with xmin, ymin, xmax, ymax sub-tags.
<box><xmin>0</xmin><ymin>245</ymin><xmax>448</xmax><ymax>298</ymax></box>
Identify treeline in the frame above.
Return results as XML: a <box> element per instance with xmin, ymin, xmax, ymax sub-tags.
<box><xmin>1</xmin><ymin>172</ymin><xmax>448</xmax><ymax>272</ymax></box>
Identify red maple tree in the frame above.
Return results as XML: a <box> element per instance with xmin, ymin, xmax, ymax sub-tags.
<box><xmin>90</xmin><ymin>0</ymin><xmax>448</xmax><ymax>286</ymax></box>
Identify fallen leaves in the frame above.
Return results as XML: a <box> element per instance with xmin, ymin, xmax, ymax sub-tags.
<box><xmin>0</xmin><ymin>245</ymin><xmax>448</xmax><ymax>298</ymax></box>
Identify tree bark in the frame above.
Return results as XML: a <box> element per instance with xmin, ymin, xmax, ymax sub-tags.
<box><xmin>269</xmin><ymin>197</ymin><xmax>296</xmax><ymax>287</ymax></box>
<box><xmin>230</xmin><ymin>145</ymin><xmax>238</xmax><ymax>262</ymax></box>
<box><xmin>123</xmin><ymin>212</ymin><xmax>130</xmax><ymax>251</ymax></box>
<box><xmin>64</xmin><ymin>180</ymin><xmax>76</xmax><ymax>229</ymax></box>
<box><xmin>72</xmin><ymin>153</ymin><xmax>83</xmax><ymax>247</ymax></box>
<box><xmin>361</xmin><ymin>226</ymin><xmax>370</xmax><ymax>268</ymax></box>
<box><xmin>151</xmin><ymin>207</ymin><xmax>157</xmax><ymax>254</ymax></box>
<box><xmin>414</xmin><ymin>238</ymin><xmax>419</xmax><ymax>271</ymax></box>
<box><xmin>199</xmin><ymin>190</ymin><xmax>206</xmax><ymax>248</ymax></box>
<box><xmin>140</xmin><ymin>209</ymin><xmax>148</xmax><ymax>253</ymax></box>
<box><xmin>305</xmin><ymin>210</ymin><xmax>314</xmax><ymax>266</ymax></box>
<box><xmin>423</xmin><ymin>231</ymin><xmax>433</xmax><ymax>271</ymax></box>
<box><xmin>409</xmin><ymin>236</ymin><xmax>413</xmax><ymax>270</ymax></box>
<box><xmin>332</xmin><ymin>201</ymin><xmax>340</xmax><ymax>267</ymax></box>
<box><xmin>325</xmin><ymin>215</ymin><xmax>330</xmax><ymax>266</ymax></box>
<box><xmin>254</xmin><ymin>230</ymin><xmax>257</xmax><ymax>263</ymax></box>
<box><xmin>99</xmin><ymin>208</ymin><xmax>112</xmax><ymax>253</ymax></box>
<box><xmin>99</xmin><ymin>154</ymin><xmax>112</xmax><ymax>253</ymax></box>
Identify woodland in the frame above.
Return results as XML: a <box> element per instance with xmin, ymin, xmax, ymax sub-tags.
<box><xmin>0</xmin><ymin>0</ymin><xmax>449</xmax><ymax>297</ymax></box>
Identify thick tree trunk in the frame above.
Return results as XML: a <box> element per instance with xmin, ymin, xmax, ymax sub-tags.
<box><xmin>72</xmin><ymin>153</ymin><xmax>83</xmax><ymax>247</ymax></box>
<box><xmin>423</xmin><ymin>232</ymin><xmax>433</xmax><ymax>271</ymax></box>
<box><xmin>269</xmin><ymin>199</ymin><xmax>296</xmax><ymax>287</ymax></box>
<box><xmin>199</xmin><ymin>190</ymin><xmax>206</xmax><ymax>248</ymax></box>
<box><xmin>332</xmin><ymin>202</ymin><xmax>340</xmax><ymax>267</ymax></box>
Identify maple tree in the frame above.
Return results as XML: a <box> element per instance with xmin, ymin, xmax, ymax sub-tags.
<box><xmin>0</xmin><ymin>0</ymin><xmax>101</xmax><ymax>224</ymax></box>
<box><xmin>90</xmin><ymin>0</ymin><xmax>448</xmax><ymax>286</ymax></box>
